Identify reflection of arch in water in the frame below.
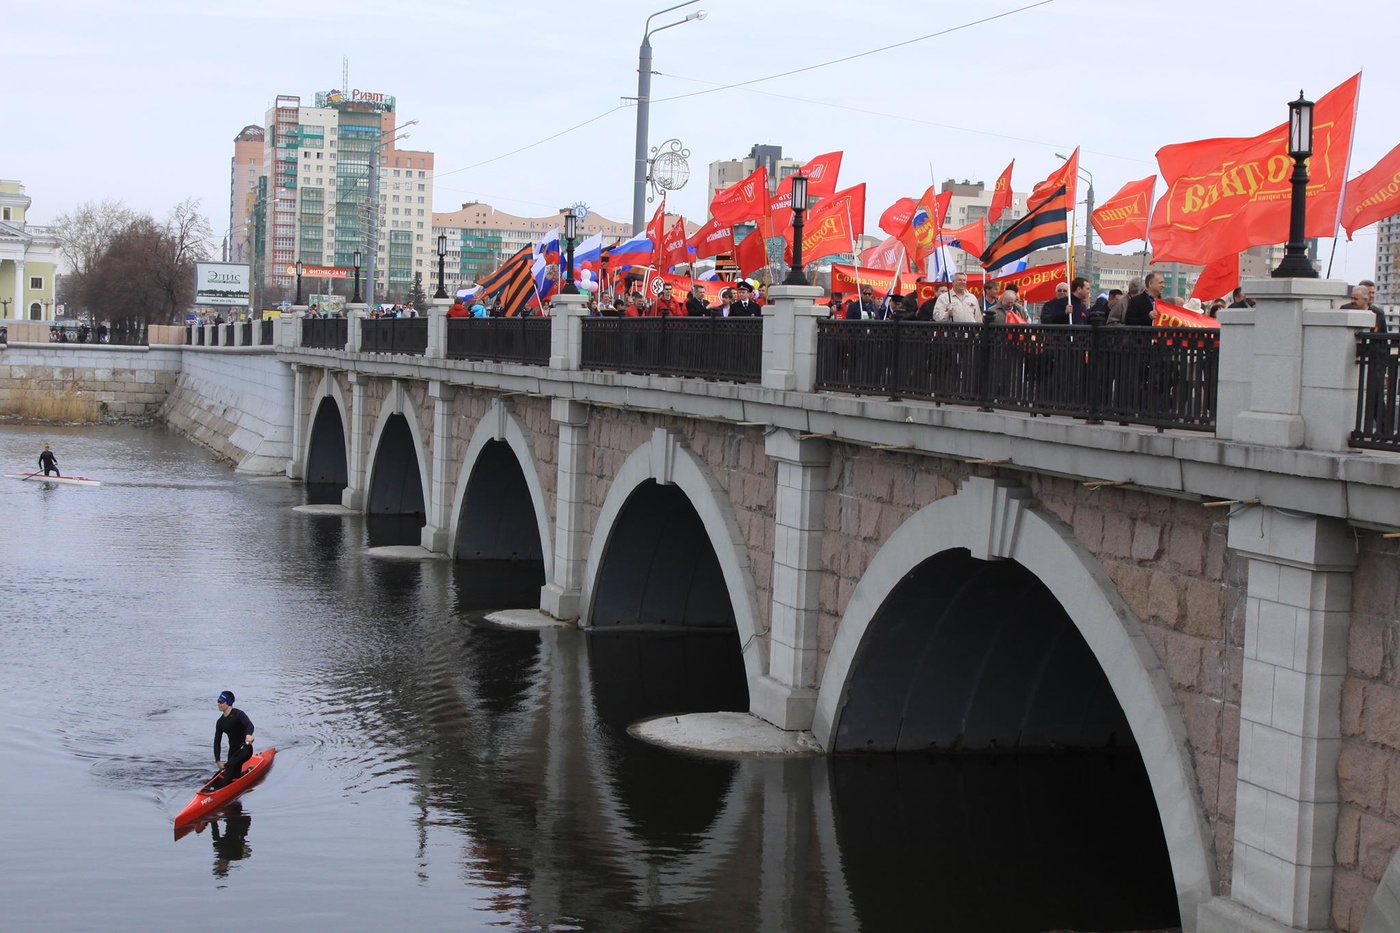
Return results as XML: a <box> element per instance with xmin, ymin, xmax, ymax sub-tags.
<box><xmin>814</xmin><ymin>476</ymin><xmax>1216</xmax><ymax>929</ymax></box>
<box><xmin>448</xmin><ymin>399</ymin><xmax>552</xmax><ymax>579</ymax></box>
<box><xmin>580</xmin><ymin>428</ymin><xmax>764</xmax><ymax>688</ymax></box>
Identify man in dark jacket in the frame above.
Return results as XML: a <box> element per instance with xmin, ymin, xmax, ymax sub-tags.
<box><xmin>729</xmin><ymin>281</ymin><xmax>762</xmax><ymax>317</ymax></box>
<box><xmin>1125</xmin><ymin>272</ymin><xmax>1163</xmax><ymax>326</ymax></box>
<box><xmin>685</xmin><ymin>284</ymin><xmax>711</xmax><ymax>317</ymax></box>
<box><xmin>213</xmin><ymin>690</ymin><xmax>255</xmax><ymax>787</ymax></box>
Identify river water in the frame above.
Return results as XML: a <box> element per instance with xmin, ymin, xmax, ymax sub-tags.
<box><xmin>0</xmin><ymin>424</ymin><xmax>1181</xmax><ymax>932</ymax></box>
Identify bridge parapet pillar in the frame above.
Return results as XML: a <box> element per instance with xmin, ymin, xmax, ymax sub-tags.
<box><xmin>549</xmin><ymin>293</ymin><xmax>589</xmax><ymax>370</ymax></box>
<box><xmin>1216</xmin><ymin>277</ymin><xmax>1368</xmax><ymax>452</ymax></box>
<box><xmin>286</xmin><ymin>363</ymin><xmax>308</xmax><ymax>480</ymax></box>
<box><xmin>425</xmin><ymin>301</ymin><xmax>449</xmax><ymax>360</ymax></box>
<box><xmin>341</xmin><ymin>371</ymin><xmax>370</xmax><ymax>511</ymax></box>
<box><xmin>541</xmin><ymin>398</ymin><xmax>590</xmax><ymax>621</ymax></box>
<box><xmin>420</xmin><ymin>380</ymin><xmax>455</xmax><ymax>552</ymax></box>
<box><xmin>345</xmin><ymin>305</ymin><xmax>369</xmax><ymax>353</ymax></box>
<box><xmin>762</xmin><ymin>285</ymin><xmax>827</xmax><ymax>393</ymax></box>
<box><xmin>751</xmin><ymin>428</ymin><xmax>830</xmax><ymax>731</ymax></box>
<box><xmin>282</xmin><ymin>309</ymin><xmax>305</xmax><ymax>350</ymax></box>
<box><xmin>1199</xmin><ymin>507</ymin><xmax>1358</xmax><ymax>932</ymax></box>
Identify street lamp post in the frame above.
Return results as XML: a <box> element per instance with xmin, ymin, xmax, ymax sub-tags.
<box><xmin>294</xmin><ymin>260</ymin><xmax>304</xmax><ymax>305</ymax></box>
<box><xmin>434</xmin><ymin>234</ymin><xmax>448</xmax><ymax>299</ymax></box>
<box><xmin>352</xmin><ymin>249</ymin><xmax>363</xmax><ymax>304</ymax></box>
<box><xmin>1273</xmin><ymin>91</ymin><xmax>1319</xmax><ymax>279</ymax></box>
<box><xmin>784</xmin><ymin>175</ymin><xmax>810</xmax><ymax>285</ymax></box>
<box><xmin>562</xmin><ymin>213</ymin><xmax>580</xmax><ymax>295</ymax></box>
<box><xmin>632</xmin><ymin>1</ymin><xmax>708</xmax><ymax>235</ymax></box>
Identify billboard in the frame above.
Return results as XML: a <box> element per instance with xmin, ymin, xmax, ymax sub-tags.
<box><xmin>194</xmin><ymin>262</ymin><xmax>252</xmax><ymax>307</ymax></box>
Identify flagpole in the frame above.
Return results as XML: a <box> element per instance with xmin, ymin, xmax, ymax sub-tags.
<box><xmin>1326</xmin><ymin>237</ymin><xmax>1339</xmax><ymax>278</ymax></box>
<box><xmin>928</xmin><ymin>164</ymin><xmax>949</xmax><ymax>282</ymax></box>
<box><xmin>847</xmin><ymin>202</ymin><xmax>867</xmax><ymax>302</ymax></box>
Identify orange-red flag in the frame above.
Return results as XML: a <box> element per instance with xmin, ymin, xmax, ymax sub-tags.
<box><xmin>944</xmin><ymin>219</ymin><xmax>986</xmax><ymax>261</ymax></box>
<box><xmin>734</xmin><ymin>230</ymin><xmax>769</xmax><ymax>277</ymax></box>
<box><xmin>687</xmin><ymin>217</ymin><xmax>735</xmax><ymax>260</ymax></box>
<box><xmin>768</xmin><ymin>151</ymin><xmax>844</xmax><ymax>236</ymax></box>
<box><xmin>829</xmin><ymin>263</ymin><xmax>920</xmax><ymax>298</ymax></box>
<box><xmin>896</xmin><ymin>187</ymin><xmax>952</xmax><ymax>263</ymax></box>
<box><xmin>710</xmin><ymin>165</ymin><xmax>770</xmax><ymax>226</ymax></box>
<box><xmin>662</xmin><ymin>217</ymin><xmax>690</xmax><ymax>271</ymax></box>
<box><xmin>879</xmin><ymin>197</ymin><xmax>917</xmax><ymax>238</ymax></box>
<box><xmin>1092</xmin><ymin>176</ymin><xmax>1156</xmax><ymax>245</ymax></box>
<box><xmin>858</xmin><ymin>236</ymin><xmax>910</xmax><ymax>272</ymax></box>
<box><xmin>1149</xmin><ymin>73</ymin><xmax>1361</xmax><ymax>265</ymax></box>
<box><xmin>1029</xmin><ymin>148</ymin><xmax>1079</xmax><ymax>212</ymax></box>
<box><xmin>1190</xmin><ymin>253</ymin><xmax>1240</xmax><ymax>302</ymax></box>
<box><xmin>791</xmin><ymin>184</ymin><xmax>867</xmax><ymax>265</ymax></box>
<box><xmin>1154</xmin><ymin>299</ymin><xmax>1222</xmax><ymax>329</ymax></box>
<box><xmin>645</xmin><ymin>199</ymin><xmax>667</xmax><ymax>255</ymax></box>
<box><xmin>990</xmin><ymin>160</ymin><xmax>1015</xmax><ymax>223</ymax></box>
<box><xmin>1341</xmin><ymin>143</ymin><xmax>1400</xmax><ymax>240</ymax></box>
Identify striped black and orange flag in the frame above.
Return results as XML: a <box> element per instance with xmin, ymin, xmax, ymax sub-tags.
<box><xmin>474</xmin><ymin>245</ymin><xmax>534</xmax><ymax>316</ymax></box>
<box><xmin>979</xmin><ymin>184</ymin><xmax>1069</xmax><ymax>271</ymax></box>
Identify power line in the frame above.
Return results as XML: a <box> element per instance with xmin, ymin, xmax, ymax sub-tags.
<box><xmin>434</xmin><ymin>106</ymin><xmax>627</xmax><ymax>180</ymax></box>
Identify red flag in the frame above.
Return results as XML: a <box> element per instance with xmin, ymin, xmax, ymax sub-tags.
<box><xmin>879</xmin><ymin>198</ymin><xmax>917</xmax><ymax>238</ymax></box>
<box><xmin>790</xmin><ymin>184</ymin><xmax>866</xmax><ymax>265</ymax></box>
<box><xmin>645</xmin><ymin>199</ymin><xmax>667</xmax><ymax>255</ymax></box>
<box><xmin>1341</xmin><ymin>143</ymin><xmax>1400</xmax><ymax>240</ymax></box>
<box><xmin>1149</xmin><ymin>73</ymin><xmax>1361</xmax><ymax>264</ymax></box>
<box><xmin>1155</xmin><ymin>299</ymin><xmax>1222</xmax><ymax>329</ymax></box>
<box><xmin>944</xmin><ymin>219</ymin><xmax>986</xmax><ymax>261</ymax></box>
<box><xmin>896</xmin><ymin>187</ymin><xmax>953</xmax><ymax>263</ymax></box>
<box><xmin>990</xmin><ymin>160</ymin><xmax>1015</xmax><ymax>223</ymax></box>
<box><xmin>710</xmin><ymin>165</ymin><xmax>770</xmax><ymax>225</ymax></box>
<box><xmin>858</xmin><ymin>236</ymin><xmax>910</xmax><ymax>272</ymax></box>
<box><xmin>1190</xmin><ymin>253</ymin><xmax>1240</xmax><ymax>302</ymax></box>
<box><xmin>1029</xmin><ymin>148</ymin><xmax>1079</xmax><ymax>212</ymax></box>
<box><xmin>1092</xmin><ymin>176</ymin><xmax>1156</xmax><ymax>246</ymax></box>
<box><xmin>734</xmin><ymin>230</ymin><xmax>768</xmax><ymax>277</ymax></box>
<box><xmin>687</xmin><ymin>217</ymin><xmax>735</xmax><ymax>260</ymax></box>
<box><xmin>661</xmin><ymin>218</ymin><xmax>690</xmax><ymax>271</ymax></box>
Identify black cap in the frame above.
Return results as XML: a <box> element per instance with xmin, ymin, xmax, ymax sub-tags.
<box><xmin>737</xmin><ymin>281</ymin><xmax>754</xmax><ymax>292</ymax></box>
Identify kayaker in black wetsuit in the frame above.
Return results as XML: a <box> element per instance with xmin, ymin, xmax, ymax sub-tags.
<box><xmin>213</xmin><ymin>690</ymin><xmax>254</xmax><ymax>789</ymax></box>
<box><xmin>38</xmin><ymin>443</ymin><xmax>59</xmax><ymax>477</ymax></box>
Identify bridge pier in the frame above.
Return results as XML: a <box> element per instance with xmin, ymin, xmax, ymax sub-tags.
<box><xmin>420</xmin><ymin>379</ymin><xmax>455</xmax><ymax>553</ymax></box>
<box><xmin>751</xmin><ymin>429</ymin><xmax>830</xmax><ymax>731</ymax></box>
<box><xmin>540</xmin><ymin>399</ymin><xmax>589</xmax><ymax>621</ymax></box>
<box><xmin>341</xmin><ymin>371</ymin><xmax>369</xmax><ymax>511</ymax></box>
<box><xmin>286</xmin><ymin>363</ymin><xmax>308</xmax><ymax>480</ymax></box>
<box><xmin>1199</xmin><ymin>507</ymin><xmax>1357</xmax><ymax>932</ymax></box>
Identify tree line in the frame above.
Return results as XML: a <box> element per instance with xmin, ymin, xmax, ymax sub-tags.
<box><xmin>55</xmin><ymin>198</ymin><xmax>214</xmax><ymax>326</ymax></box>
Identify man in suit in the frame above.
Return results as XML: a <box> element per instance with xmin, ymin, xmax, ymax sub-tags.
<box><xmin>729</xmin><ymin>281</ymin><xmax>762</xmax><ymax>317</ymax></box>
<box><xmin>1125</xmin><ymin>272</ymin><xmax>1163</xmax><ymax>326</ymax></box>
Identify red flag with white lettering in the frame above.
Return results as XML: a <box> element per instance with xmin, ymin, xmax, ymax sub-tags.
<box><xmin>686</xmin><ymin>217</ymin><xmax>735</xmax><ymax>260</ymax></box>
<box><xmin>710</xmin><ymin>165</ymin><xmax>770</xmax><ymax>225</ymax></box>
<box><xmin>1341</xmin><ymin>142</ymin><xmax>1400</xmax><ymax>240</ymax></box>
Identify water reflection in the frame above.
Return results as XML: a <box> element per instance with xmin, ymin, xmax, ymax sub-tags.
<box><xmin>209</xmin><ymin>804</ymin><xmax>252</xmax><ymax>880</ymax></box>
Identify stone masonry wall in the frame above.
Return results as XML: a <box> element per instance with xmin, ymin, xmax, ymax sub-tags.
<box><xmin>0</xmin><ymin>346</ymin><xmax>181</xmax><ymax>418</ymax></box>
<box><xmin>1334</xmin><ymin>535</ymin><xmax>1400</xmax><ymax>932</ymax></box>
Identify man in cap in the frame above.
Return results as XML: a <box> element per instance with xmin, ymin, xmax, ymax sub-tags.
<box><xmin>212</xmin><ymin>690</ymin><xmax>255</xmax><ymax>788</ymax></box>
<box><xmin>729</xmin><ymin>281</ymin><xmax>762</xmax><ymax>317</ymax></box>
<box><xmin>38</xmin><ymin>443</ymin><xmax>60</xmax><ymax>477</ymax></box>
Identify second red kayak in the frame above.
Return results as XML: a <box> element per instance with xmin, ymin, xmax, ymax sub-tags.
<box><xmin>174</xmin><ymin>747</ymin><xmax>276</xmax><ymax>829</ymax></box>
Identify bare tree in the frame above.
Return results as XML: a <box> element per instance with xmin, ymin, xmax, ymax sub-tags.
<box><xmin>51</xmin><ymin>199</ymin><xmax>139</xmax><ymax>320</ymax></box>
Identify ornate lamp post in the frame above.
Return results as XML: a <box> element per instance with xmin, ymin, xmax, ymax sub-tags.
<box><xmin>784</xmin><ymin>174</ymin><xmax>810</xmax><ymax>286</ymax></box>
<box><xmin>352</xmin><ymin>249</ymin><xmax>363</xmax><ymax>304</ymax></box>
<box><xmin>1272</xmin><ymin>91</ymin><xmax>1319</xmax><ymax>279</ymax></box>
<box><xmin>632</xmin><ymin>1</ymin><xmax>708</xmax><ymax>234</ymax></box>
<box><xmin>294</xmin><ymin>259</ymin><xmax>304</xmax><ymax>305</ymax></box>
<box><xmin>434</xmin><ymin>234</ymin><xmax>448</xmax><ymax>299</ymax></box>
<box><xmin>562</xmin><ymin>212</ymin><xmax>579</xmax><ymax>295</ymax></box>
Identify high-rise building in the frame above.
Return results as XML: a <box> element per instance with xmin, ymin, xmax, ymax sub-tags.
<box><xmin>1376</xmin><ymin>214</ymin><xmax>1400</xmax><ymax>306</ymax></box>
<box><xmin>431</xmin><ymin>203</ymin><xmax>630</xmax><ymax>291</ymax></box>
<box><xmin>242</xmin><ymin>88</ymin><xmax>435</xmax><ymax>304</ymax></box>
<box><xmin>227</xmin><ymin>125</ymin><xmax>263</xmax><ymax>265</ymax></box>
<box><xmin>707</xmin><ymin>144</ymin><xmax>804</xmax><ymax>205</ymax></box>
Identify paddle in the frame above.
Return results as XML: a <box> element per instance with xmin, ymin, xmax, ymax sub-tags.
<box><xmin>17</xmin><ymin>470</ymin><xmax>42</xmax><ymax>481</ymax></box>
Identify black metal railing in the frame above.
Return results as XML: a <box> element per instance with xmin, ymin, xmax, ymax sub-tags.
<box><xmin>580</xmin><ymin>316</ymin><xmax>763</xmax><ymax>382</ymax></box>
<box><xmin>209</xmin><ymin>325</ymin><xmax>221</xmax><ymax>347</ymax></box>
<box><xmin>190</xmin><ymin>325</ymin><xmax>204</xmax><ymax>346</ymax></box>
<box><xmin>108</xmin><ymin>322</ymin><xmax>148</xmax><ymax>347</ymax></box>
<box><xmin>816</xmin><ymin>320</ymin><xmax>1219</xmax><ymax>431</ymax></box>
<box><xmin>1352</xmin><ymin>331</ymin><xmax>1400</xmax><ymax>451</ymax></box>
<box><xmin>239</xmin><ymin>321</ymin><xmax>252</xmax><ymax>345</ymax></box>
<box><xmin>446</xmin><ymin>317</ymin><xmax>551</xmax><ymax>364</ymax></box>
<box><xmin>302</xmin><ymin>317</ymin><xmax>348</xmax><ymax>349</ymax></box>
<box><xmin>361</xmin><ymin>318</ymin><xmax>428</xmax><ymax>355</ymax></box>
<box><xmin>260</xmin><ymin>320</ymin><xmax>275</xmax><ymax>346</ymax></box>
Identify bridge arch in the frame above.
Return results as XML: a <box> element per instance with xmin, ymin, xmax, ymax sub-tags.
<box><xmin>304</xmin><ymin>371</ymin><xmax>349</xmax><ymax>489</ymax></box>
<box><xmin>813</xmin><ymin>475</ymin><xmax>1216</xmax><ymax>928</ymax></box>
<box><xmin>581</xmin><ymin>427</ymin><xmax>765</xmax><ymax>688</ymax></box>
<box><xmin>448</xmin><ymin>398</ymin><xmax>554</xmax><ymax>580</ymax></box>
<box><xmin>364</xmin><ymin>381</ymin><xmax>430</xmax><ymax>525</ymax></box>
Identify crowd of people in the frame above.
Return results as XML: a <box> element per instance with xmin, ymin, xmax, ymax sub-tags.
<box><xmin>47</xmin><ymin>322</ymin><xmax>108</xmax><ymax>343</ymax></box>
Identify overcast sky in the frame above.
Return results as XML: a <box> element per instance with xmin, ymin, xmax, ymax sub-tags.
<box><xmin>10</xmin><ymin>0</ymin><xmax>1395</xmax><ymax>284</ymax></box>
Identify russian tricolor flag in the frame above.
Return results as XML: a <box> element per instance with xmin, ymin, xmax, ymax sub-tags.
<box><xmin>607</xmin><ymin>231</ymin><xmax>653</xmax><ymax>272</ymax></box>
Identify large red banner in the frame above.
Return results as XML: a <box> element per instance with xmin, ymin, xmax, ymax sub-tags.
<box><xmin>992</xmin><ymin>261</ymin><xmax>1067</xmax><ymax>303</ymax></box>
<box><xmin>1149</xmin><ymin>73</ymin><xmax>1361</xmax><ymax>264</ymax></box>
<box><xmin>829</xmin><ymin>264</ymin><xmax>920</xmax><ymax>298</ymax></box>
<box><xmin>1341</xmin><ymin>142</ymin><xmax>1400</xmax><ymax>240</ymax></box>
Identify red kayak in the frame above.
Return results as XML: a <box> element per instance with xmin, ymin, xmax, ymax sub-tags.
<box><xmin>174</xmin><ymin>747</ymin><xmax>276</xmax><ymax>830</ymax></box>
